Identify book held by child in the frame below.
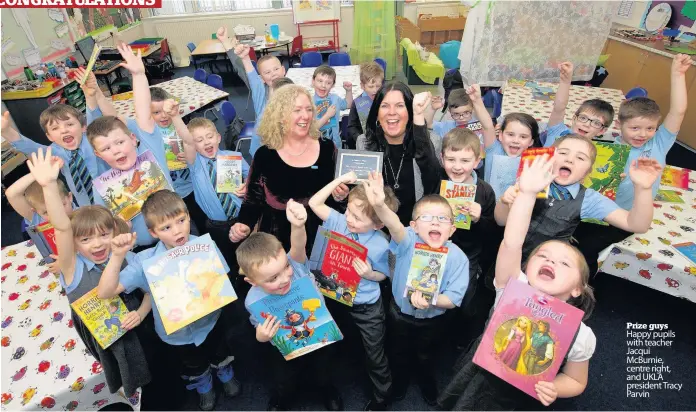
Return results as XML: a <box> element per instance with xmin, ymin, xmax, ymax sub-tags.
<box><xmin>27</xmin><ymin>222</ymin><xmax>58</xmax><ymax>258</ymax></box>
<box><xmin>143</xmin><ymin>234</ymin><xmax>238</xmax><ymax>335</ymax></box>
<box><xmin>460</xmin><ymin>120</ymin><xmax>486</xmax><ymax>159</ymax></box>
<box><xmin>159</xmin><ymin>125</ymin><xmax>187</xmax><ymax>171</ymax></box>
<box><xmin>216</xmin><ymin>154</ymin><xmax>244</xmax><ymax>193</ymax></box>
<box><xmin>71</xmin><ymin>288</ymin><xmax>130</xmax><ymax>349</ymax></box>
<box><xmin>517</xmin><ymin>148</ymin><xmax>555</xmax><ymax>199</ymax></box>
<box><xmin>581</xmin><ymin>142</ymin><xmax>630</xmax><ymax>201</ymax></box>
<box><xmin>248</xmin><ymin>276</ymin><xmax>343</xmax><ymax>360</ymax></box>
<box><xmin>473</xmin><ymin>279</ymin><xmax>584</xmax><ymax>400</ymax></box>
<box><xmin>660</xmin><ymin>166</ymin><xmax>689</xmax><ymax>190</ymax></box>
<box><xmin>440</xmin><ymin>181</ymin><xmax>477</xmax><ymax>230</ymax></box>
<box><xmin>403</xmin><ymin>243</ymin><xmax>449</xmax><ymax>304</ymax></box>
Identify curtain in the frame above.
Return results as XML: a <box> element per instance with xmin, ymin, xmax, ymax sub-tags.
<box><xmin>459</xmin><ymin>1</ymin><xmax>616</xmax><ymax>86</ymax></box>
<box><xmin>350</xmin><ymin>0</ymin><xmax>397</xmax><ymax>80</ymax></box>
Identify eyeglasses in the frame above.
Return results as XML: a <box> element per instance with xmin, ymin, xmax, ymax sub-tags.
<box><xmin>575</xmin><ymin>114</ymin><xmax>605</xmax><ymax>129</ymax></box>
<box><xmin>416</xmin><ymin>214</ymin><xmax>452</xmax><ymax>223</ymax></box>
<box><xmin>450</xmin><ymin>111</ymin><xmax>473</xmax><ymax>120</ymax></box>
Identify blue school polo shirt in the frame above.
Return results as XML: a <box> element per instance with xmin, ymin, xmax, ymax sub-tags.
<box><xmin>314</xmin><ymin>93</ymin><xmax>347</xmax><ymax>149</ymax></box>
<box><xmin>118</xmin><ymin>235</ymin><xmax>229</xmax><ymax>346</ymax></box>
<box><xmin>389</xmin><ymin>227</ymin><xmax>469</xmax><ymax>319</ymax></box>
<box><xmin>248</xmin><ymin>69</ymin><xmax>268</xmax><ymax>158</ymax></box>
<box><xmin>559</xmin><ymin>182</ymin><xmax>621</xmax><ymax>220</ymax></box>
<box><xmin>615</xmin><ymin>125</ymin><xmax>676</xmax><ymax>210</ymax></box>
<box><xmin>11</xmin><ymin>106</ymin><xmax>103</xmax><ymax>207</ymax></box>
<box><xmin>543</xmin><ymin>123</ymin><xmax>572</xmax><ymax>147</ymax></box>
<box><xmin>323</xmin><ymin>209</ymin><xmax>390</xmax><ymax>305</ymax></box>
<box><xmin>191</xmin><ymin>150</ymin><xmax>250</xmax><ymax>221</ymax></box>
<box><xmin>244</xmin><ymin>255</ymin><xmax>317</xmax><ymax>327</ymax></box>
<box><xmin>60</xmin><ymin>251</ymin><xmax>137</xmax><ymax>295</ymax></box>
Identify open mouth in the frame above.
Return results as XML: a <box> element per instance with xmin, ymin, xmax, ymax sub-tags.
<box><xmin>507</xmin><ymin>144</ymin><xmax>521</xmax><ymax>155</ymax></box>
<box><xmin>558</xmin><ymin>166</ymin><xmax>571</xmax><ymax>178</ymax></box>
<box><xmin>538</xmin><ymin>265</ymin><xmax>555</xmax><ymax>281</ymax></box>
<box><xmin>116</xmin><ymin>156</ymin><xmax>128</xmax><ymax>165</ymax></box>
<box><xmin>158</xmin><ymin>119</ymin><xmax>172</xmax><ymax>127</ymax></box>
<box><xmin>428</xmin><ymin>230</ymin><xmax>442</xmax><ymax>242</ymax></box>
<box><xmin>204</xmin><ymin>146</ymin><xmax>216</xmax><ymax>157</ymax></box>
<box><xmin>92</xmin><ymin>249</ymin><xmax>108</xmax><ymax>261</ymax></box>
<box><xmin>296</xmin><ymin>122</ymin><xmax>308</xmax><ymax>129</ymax></box>
<box><xmin>175</xmin><ymin>236</ymin><xmax>187</xmax><ymax>246</ymax></box>
<box><xmin>279</xmin><ymin>282</ymin><xmax>291</xmax><ymax>294</ymax></box>
<box><xmin>449</xmin><ymin>170</ymin><xmax>466</xmax><ymax>182</ymax></box>
<box><xmin>62</xmin><ymin>135</ymin><xmax>75</xmax><ymax>146</ymax></box>
<box><xmin>576</xmin><ymin>128</ymin><xmax>589</xmax><ymax>136</ymax></box>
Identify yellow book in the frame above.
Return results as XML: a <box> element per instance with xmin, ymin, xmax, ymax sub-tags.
<box><xmin>71</xmin><ymin>288</ymin><xmax>129</xmax><ymax>349</ymax></box>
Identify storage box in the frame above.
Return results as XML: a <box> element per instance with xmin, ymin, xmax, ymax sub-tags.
<box><xmin>417</xmin><ymin>15</ymin><xmax>466</xmax><ymax>32</ymax></box>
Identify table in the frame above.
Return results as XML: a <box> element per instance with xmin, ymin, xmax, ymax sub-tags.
<box><xmin>286</xmin><ymin>65</ymin><xmax>362</xmax><ymax>117</ymax></box>
<box><xmin>191</xmin><ymin>36</ymin><xmax>293</xmax><ymax>69</ymax></box>
<box><xmin>94</xmin><ymin>61</ymin><xmax>125</xmax><ymax>96</ymax></box>
<box><xmin>501</xmin><ymin>81</ymin><xmax>626</xmax><ymax>143</ymax></box>
<box><xmin>0</xmin><ymin>241</ymin><xmax>142</xmax><ymax>411</ymax></box>
<box><xmin>248</xmin><ymin>35</ymin><xmax>293</xmax><ymax>56</ymax></box>
<box><xmin>598</xmin><ymin>166</ymin><xmax>696</xmax><ymax>302</ymax></box>
<box><xmin>111</xmin><ymin>76</ymin><xmax>229</xmax><ymax>118</ymax></box>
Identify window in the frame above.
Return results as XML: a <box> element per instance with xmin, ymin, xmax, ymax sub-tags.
<box><xmin>153</xmin><ymin>0</ymin><xmax>352</xmax><ymax>16</ymax></box>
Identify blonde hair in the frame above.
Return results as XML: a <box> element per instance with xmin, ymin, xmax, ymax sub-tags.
<box><xmin>359</xmin><ymin>62</ymin><xmax>384</xmax><ymax>85</ymax></box>
<box><xmin>71</xmin><ymin>205</ymin><xmax>129</xmax><ymax>239</ymax></box>
<box><xmin>349</xmin><ymin>184</ymin><xmax>399</xmax><ymax>225</ymax></box>
<box><xmin>86</xmin><ymin>116</ymin><xmax>131</xmax><ymax>146</ymax></box>
<box><xmin>442</xmin><ymin>128</ymin><xmax>481</xmax><ymax>158</ymax></box>
<box><xmin>236</xmin><ymin>233</ymin><xmax>285</xmax><ymax>278</ymax></box>
<box><xmin>186</xmin><ymin>117</ymin><xmax>217</xmax><ymax>135</ymax></box>
<box><xmin>141</xmin><ymin>190</ymin><xmax>188</xmax><ymax>230</ymax></box>
<box><xmin>618</xmin><ymin>97</ymin><xmax>661</xmax><ymax>123</ymax></box>
<box><xmin>515</xmin><ymin>316</ymin><xmax>533</xmax><ymax>374</ymax></box>
<box><xmin>39</xmin><ymin>104</ymin><xmax>85</xmax><ymax>132</ymax></box>
<box><xmin>25</xmin><ymin>180</ymin><xmax>70</xmax><ymax>209</ymax></box>
<box><xmin>257</xmin><ymin>55</ymin><xmax>282</xmax><ymax>73</ymax></box>
<box><xmin>552</xmin><ymin>134</ymin><xmax>598</xmax><ymax>165</ymax></box>
<box><xmin>256</xmin><ymin>85</ymin><xmax>320</xmax><ymax>150</ymax></box>
<box><xmin>411</xmin><ymin>194</ymin><xmax>454</xmax><ymax>221</ymax></box>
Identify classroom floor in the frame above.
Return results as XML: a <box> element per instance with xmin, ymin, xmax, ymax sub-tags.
<box><xmin>2</xmin><ymin>60</ymin><xmax>695</xmax><ymax>411</ymax></box>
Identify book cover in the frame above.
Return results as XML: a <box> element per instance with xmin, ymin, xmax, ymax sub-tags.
<box><xmin>440</xmin><ymin>180</ymin><xmax>477</xmax><ymax>230</ymax></box>
<box><xmin>489</xmin><ymin>154</ymin><xmax>522</xmax><ymax>199</ymax></box>
<box><xmin>517</xmin><ymin>148</ymin><xmax>555</xmax><ymax>199</ymax></box>
<box><xmin>248</xmin><ymin>276</ymin><xmax>343</xmax><ymax>360</ymax></box>
<box><xmin>458</xmin><ymin>120</ymin><xmax>486</xmax><ymax>159</ymax></box>
<box><xmin>216</xmin><ymin>154</ymin><xmax>243</xmax><ymax>193</ymax></box>
<box><xmin>26</xmin><ymin>222</ymin><xmax>58</xmax><ymax>259</ymax></box>
<box><xmin>143</xmin><ymin>234</ymin><xmax>237</xmax><ymax>335</ymax></box>
<box><xmin>308</xmin><ymin>227</ymin><xmax>367</xmax><ymax>306</ymax></box>
<box><xmin>655</xmin><ymin>189</ymin><xmax>685</xmax><ymax>204</ymax></box>
<box><xmin>159</xmin><ymin>125</ymin><xmax>187</xmax><ymax>172</ymax></box>
<box><xmin>403</xmin><ymin>243</ymin><xmax>449</xmax><ymax>304</ymax></box>
<box><xmin>672</xmin><ymin>242</ymin><xmax>696</xmax><ymax>265</ymax></box>
<box><xmin>81</xmin><ymin>45</ymin><xmax>102</xmax><ymax>84</ymax></box>
<box><xmin>581</xmin><ymin>142</ymin><xmax>630</xmax><ymax>201</ymax></box>
<box><xmin>660</xmin><ymin>166</ymin><xmax>689</xmax><ymax>189</ymax></box>
<box><xmin>93</xmin><ymin>150</ymin><xmax>172</xmax><ymax>221</ymax></box>
<box><xmin>111</xmin><ymin>91</ymin><xmax>134</xmax><ymax>101</ymax></box>
<box><xmin>473</xmin><ymin>279</ymin><xmax>584</xmax><ymax>400</ymax></box>
<box><xmin>70</xmin><ymin>287</ymin><xmax>129</xmax><ymax>349</ymax></box>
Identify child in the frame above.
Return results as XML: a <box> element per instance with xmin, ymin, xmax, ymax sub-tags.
<box><xmin>26</xmin><ymin>147</ymin><xmax>152</xmax><ymax>398</ymax></box>
<box><xmin>346</xmin><ymin>62</ymin><xmax>385</xmax><ymax>147</ymax></box>
<box><xmin>438</xmin><ymin>154</ymin><xmax>597</xmax><ymax>410</ymax></box>
<box><xmin>426</xmin><ymin>88</ymin><xmax>476</xmax><ymax>139</ymax></box>
<box><xmin>308</xmin><ymin>172</ymin><xmax>399</xmax><ymax>410</ymax></box>
<box><xmin>238</xmin><ymin>200</ymin><xmax>343</xmax><ymax>411</ymax></box>
<box><xmin>494</xmin><ymin>134</ymin><xmax>661</xmax><ymax>261</ymax></box>
<box><xmin>438</xmin><ymin>128</ymin><xmax>496</xmax><ymax>346</ymax></box>
<box><xmin>97</xmin><ymin>190</ymin><xmax>241</xmax><ymax>411</ymax></box>
<box><xmin>312</xmin><ymin>64</ymin><xmax>354</xmax><ymax>148</ymax></box>
<box><xmin>363</xmin><ymin>173</ymin><xmax>469</xmax><ymax>405</ymax></box>
<box><xmin>543</xmin><ymin>62</ymin><xmax>615</xmax><ymax>146</ymax></box>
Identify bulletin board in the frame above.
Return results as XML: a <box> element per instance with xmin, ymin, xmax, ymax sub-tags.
<box><xmin>1</xmin><ymin>8</ymin><xmax>74</xmax><ymax>79</ymax></box>
<box><xmin>292</xmin><ymin>0</ymin><xmax>341</xmax><ymax>24</ymax></box>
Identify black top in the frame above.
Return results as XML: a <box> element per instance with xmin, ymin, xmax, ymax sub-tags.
<box><xmin>440</xmin><ymin>169</ymin><xmax>496</xmax><ymax>272</ymax></box>
<box><xmin>237</xmin><ymin>139</ymin><xmax>338</xmax><ymax>252</ymax></box>
<box><xmin>386</xmin><ymin>143</ymin><xmax>416</xmax><ymax>225</ymax></box>
<box><xmin>345</xmin><ymin>102</ymin><xmax>363</xmax><ymax>149</ymax></box>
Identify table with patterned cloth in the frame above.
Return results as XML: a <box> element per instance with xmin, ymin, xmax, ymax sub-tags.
<box><xmin>1</xmin><ymin>241</ymin><xmax>142</xmax><ymax>411</ymax></box>
<box><xmin>286</xmin><ymin>65</ymin><xmax>363</xmax><ymax>117</ymax></box>
<box><xmin>501</xmin><ymin>81</ymin><xmax>626</xmax><ymax>143</ymax></box>
<box><xmin>598</xmin><ymin>167</ymin><xmax>696</xmax><ymax>302</ymax></box>
<box><xmin>112</xmin><ymin>76</ymin><xmax>229</xmax><ymax>119</ymax></box>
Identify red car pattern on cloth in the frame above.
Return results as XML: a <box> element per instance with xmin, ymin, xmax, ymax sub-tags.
<box><xmin>665</xmin><ymin>278</ymin><xmax>680</xmax><ymax>288</ymax></box>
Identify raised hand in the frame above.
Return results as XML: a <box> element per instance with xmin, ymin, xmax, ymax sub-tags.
<box><xmin>27</xmin><ymin>148</ymin><xmax>61</xmax><ymax>187</ymax></box>
<box><xmin>216</xmin><ymin>26</ymin><xmax>236</xmax><ymax>50</ymax></box>
<box><xmin>430</xmin><ymin>96</ymin><xmax>444</xmax><ymax>111</ymax></box>
<box><xmin>465</xmin><ymin>84</ymin><xmax>482</xmax><ymax>102</ymax></box>
<box><xmin>286</xmin><ymin>198</ymin><xmax>308</xmax><ymax>227</ymax></box>
<box><xmin>363</xmin><ymin>171</ymin><xmax>385</xmax><ymax>207</ymax></box>
<box><xmin>338</xmin><ymin>171</ymin><xmax>358</xmax><ymax>185</ymax></box>
<box><xmin>559</xmin><ymin>62</ymin><xmax>574</xmax><ymax>83</ymax></box>
<box><xmin>75</xmin><ymin>67</ymin><xmax>98</xmax><ymax>96</ymax></box>
<box><xmin>343</xmin><ymin>81</ymin><xmax>352</xmax><ymax>92</ymax></box>
<box><xmin>629</xmin><ymin>158</ymin><xmax>663</xmax><ymax>190</ymax></box>
<box><xmin>412</xmin><ymin>91</ymin><xmax>432</xmax><ymax>116</ymax></box>
<box><xmin>256</xmin><ymin>315</ymin><xmax>281</xmax><ymax>343</ymax></box>
<box><xmin>234</xmin><ymin>44</ymin><xmax>251</xmax><ymax>60</ymax></box>
<box><xmin>111</xmin><ymin>232</ymin><xmax>137</xmax><ymax>257</ymax></box>
<box><xmin>518</xmin><ymin>154</ymin><xmax>556</xmax><ymax>195</ymax></box>
<box><xmin>331</xmin><ymin>183</ymin><xmax>350</xmax><ymax>201</ymax></box>
<box><xmin>163</xmin><ymin>98</ymin><xmax>180</xmax><ymax>117</ymax></box>
<box><xmin>117</xmin><ymin>43</ymin><xmax>145</xmax><ymax>75</ymax></box>
<box><xmin>0</xmin><ymin>111</ymin><xmax>17</xmax><ymax>140</ymax></box>
<box><xmin>229</xmin><ymin>223</ymin><xmax>251</xmax><ymax>243</ymax></box>
<box><xmin>672</xmin><ymin>53</ymin><xmax>693</xmax><ymax>76</ymax></box>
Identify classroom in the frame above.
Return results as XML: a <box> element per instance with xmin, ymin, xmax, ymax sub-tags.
<box><xmin>0</xmin><ymin>1</ymin><xmax>695</xmax><ymax>411</ymax></box>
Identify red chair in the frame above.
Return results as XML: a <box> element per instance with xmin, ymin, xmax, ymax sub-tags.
<box><xmin>280</xmin><ymin>35</ymin><xmax>303</xmax><ymax>67</ymax></box>
<box><xmin>249</xmin><ymin>47</ymin><xmax>258</xmax><ymax>62</ymax></box>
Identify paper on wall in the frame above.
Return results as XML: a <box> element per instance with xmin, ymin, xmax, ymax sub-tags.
<box><xmin>5</xmin><ymin>54</ymin><xmax>21</xmax><ymax>66</ymax></box>
<box><xmin>55</xmin><ymin>23</ymin><xmax>69</xmax><ymax>38</ymax></box>
<box><xmin>51</xmin><ymin>40</ymin><xmax>66</xmax><ymax>50</ymax></box>
<box><xmin>22</xmin><ymin>47</ymin><xmax>42</xmax><ymax>67</ymax></box>
<box><xmin>48</xmin><ymin>8</ymin><xmax>65</xmax><ymax>22</ymax></box>
<box><xmin>1</xmin><ymin>39</ymin><xmax>15</xmax><ymax>55</ymax></box>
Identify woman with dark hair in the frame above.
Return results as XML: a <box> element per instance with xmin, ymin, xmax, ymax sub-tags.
<box><xmin>356</xmin><ymin>81</ymin><xmax>441</xmax><ymax>224</ymax></box>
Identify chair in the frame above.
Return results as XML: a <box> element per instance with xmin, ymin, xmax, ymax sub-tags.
<box><xmin>203</xmin><ymin>74</ymin><xmax>224</xmax><ymax>120</ymax></box>
<box><xmin>438</xmin><ymin>40</ymin><xmax>461</xmax><ymax>70</ymax></box>
<box><xmin>221</xmin><ymin>101</ymin><xmax>237</xmax><ymax>127</ymax></box>
<box><xmin>188</xmin><ymin>41</ymin><xmax>216</xmax><ymax>70</ymax></box>
<box><xmin>236</xmin><ymin>137</ymin><xmax>253</xmax><ymax>165</ymax></box>
<box><xmin>282</xmin><ymin>35</ymin><xmax>303</xmax><ymax>67</ymax></box>
<box><xmin>301</xmin><ymin>51</ymin><xmax>322</xmax><ymax>68</ymax></box>
<box><xmin>328</xmin><ymin>52</ymin><xmax>351</xmax><ymax>67</ymax></box>
<box><xmin>626</xmin><ymin>87</ymin><xmax>648</xmax><ymax>99</ymax></box>
<box><xmin>491</xmin><ymin>88</ymin><xmax>503</xmax><ymax>119</ymax></box>
<box><xmin>249</xmin><ymin>47</ymin><xmax>258</xmax><ymax>62</ymax></box>
<box><xmin>374</xmin><ymin>58</ymin><xmax>386</xmax><ymax>74</ymax></box>
<box><xmin>193</xmin><ymin>68</ymin><xmax>207</xmax><ymax>83</ymax></box>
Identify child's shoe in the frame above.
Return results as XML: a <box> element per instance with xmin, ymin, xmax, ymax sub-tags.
<box><xmin>198</xmin><ymin>389</ymin><xmax>217</xmax><ymax>411</ymax></box>
<box><xmin>222</xmin><ymin>378</ymin><xmax>242</xmax><ymax>397</ymax></box>
<box><xmin>215</xmin><ymin>359</ymin><xmax>241</xmax><ymax>397</ymax></box>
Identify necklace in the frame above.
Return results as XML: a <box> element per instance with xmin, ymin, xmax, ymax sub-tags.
<box><xmin>282</xmin><ymin>140</ymin><xmax>310</xmax><ymax>157</ymax></box>
<box><xmin>386</xmin><ymin>147</ymin><xmax>406</xmax><ymax>189</ymax></box>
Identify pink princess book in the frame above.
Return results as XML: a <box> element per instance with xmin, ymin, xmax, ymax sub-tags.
<box><xmin>473</xmin><ymin>279</ymin><xmax>584</xmax><ymax>400</ymax></box>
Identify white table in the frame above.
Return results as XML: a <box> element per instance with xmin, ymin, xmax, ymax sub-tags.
<box><xmin>286</xmin><ymin>65</ymin><xmax>363</xmax><ymax>117</ymax></box>
<box><xmin>1</xmin><ymin>241</ymin><xmax>142</xmax><ymax>410</ymax></box>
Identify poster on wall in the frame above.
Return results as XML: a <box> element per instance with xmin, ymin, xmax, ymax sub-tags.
<box><xmin>51</xmin><ymin>39</ymin><xmax>66</xmax><ymax>50</ymax></box>
<box><xmin>55</xmin><ymin>23</ymin><xmax>69</xmax><ymax>38</ymax></box>
<box><xmin>4</xmin><ymin>54</ymin><xmax>21</xmax><ymax>66</ymax></box>
<box><xmin>292</xmin><ymin>0</ymin><xmax>340</xmax><ymax>23</ymax></box>
<box><xmin>22</xmin><ymin>47</ymin><xmax>41</xmax><ymax>67</ymax></box>
<box><xmin>1</xmin><ymin>39</ymin><xmax>15</xmax><ymax>55</ymax></box>
<box><xmin>67</xmin><ymin>7</ymin><xmax>142</xmax><ymax>39</ymax></box>
<box><xmin>48</xmin><ymin>8</ymin><xmax>65</xmax><ymax>22</ymax></box>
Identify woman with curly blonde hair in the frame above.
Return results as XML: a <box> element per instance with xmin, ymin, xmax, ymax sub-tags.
<box><xmin>230</xmin><ymin>85</ymin><xmax>340</xmax><ymax>252</ymax></box>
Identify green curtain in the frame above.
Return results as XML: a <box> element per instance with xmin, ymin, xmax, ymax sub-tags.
<box><xmin>349</xmin><ymin>0</ymin><xmax>397</xmax><ymax>80</ymax></box>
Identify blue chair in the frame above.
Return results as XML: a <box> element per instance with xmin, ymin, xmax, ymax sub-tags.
<box><xmin>187</xmin><ymin>42</ymin><xmax>196</xmax><ymax>53</ymax></box>
<box><xmin>301</xmin><ymin>52</ymin><xmax>322</xmax><ymax>68</ymax></box>
<box><xmin>438</xmin><ymin>40</ymin><xmax>461</xmax><ymax>70</ymax></box>
<box><xmin>204</xmin><ymin>74</ymin><xmax>224</xmax><ymax>120</ymax></box>
<box><xmin>221</xmin><ymin>101</ymin><xmax>237</xmax><ymax>127</ymax></box>
<box><xmin>193</xmin><ymin>68</ymin><xmax>207</xmax><ymax>83</ymax></box>
<box><xmin>491</xmin><ymin>89</ymin><xmax>503</xmax><ymax>119</ymax></box>
<box><xmin>625</xmin><ymin>87</ymin><xmax>648</xmax><ymax>99</ymax></box>
<box><xmin>374</xmin><ymin>58</ymin><xmax>386</xmax><ymax>74</ymax></box>
<box><xmin>241</xmin><ymin>121</ymin><xmax>255</xmax><ymax>138</ymax></box>
<box><xmin>328</xmin><ymin>52</ymin><xmax>351</xmax><ymax>67</ymax></box>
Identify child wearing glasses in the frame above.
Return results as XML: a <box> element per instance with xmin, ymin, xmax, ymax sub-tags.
<box><xmin>362</xmin><ymin>172</ymin><xmax>469</xmax><ymax>406</ymax></box>
<box><xmin>425</xmin><ymin>89</ymin><xmax>476</xmax><ymax>138</ymax></box>
<box><xmin>543</xmin><ymin>62</ymin><xmax>616</xmax><ymax>146</ymax></box>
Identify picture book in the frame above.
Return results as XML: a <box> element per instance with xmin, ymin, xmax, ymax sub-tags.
<box><xmin>216</xmin><ymin>154</ymin><xmax>243</xmax><ymax>193</ymax></box>
<box><xmin>660</xmin><ymin>166</ymin><xmax>689</xmax><ymax>189</ymax></box>
<box><xmin>517</xmin><ymin>147</ymin><xmax>555</xmax><ymax>199</ymax></box>
<box><xmin>655</xmin><ymin>189</ymin><xmax>685</xmax><ymax>204</ymax></box>
<box><xmin>403</xmin><ymin>243</ymin><xmax>448</xmax><ymax>304</ymax></box>
<box><xmin>458</xmin><ymin>120</ymin><xmax>485</xmax><ymax>158</ymax></box>
<box><xmin>159</xmin><ymin>125</ymin><xmax>187</xmax><ymax>171</ymax></box>
<box><xmin>473</xmin><ymin>279</ymin><xmax>584</xmax><ymax>400</ymax></box>
<box><xmin>111</xmin><ymin>91</ymin><xmax>134</xmax><ymax>101</ymax></box>
<box><xmin>489</xmin><ymin>154</ymin><xmax>522</xmax><ymax>199</ymax></box>
<box><xmin>440</xmin><ymin>180</ymin><xmax>477</xmax><ymax>230</ymax></box>
<box><xmin>142</xmin><ymin>234</ymin><xmax>237</xmax><ymax>335</ymax></box>
<box><xmin>26</xmin><ymin>222</ymin><xmax>58</xmax><ymax>259</ymax></box>
<box><xmin>672</xmin><ymin>242</ymin><xmax>696</xmax><ymax>266</ymax></box>
<box><xmin>93</xmin><ymin>150</ymin><xmax>172</xmax><ymax>221</ymax></box>
<box><xmin>248</xmin><ymin>276</ymin><xmax>343</xmax><ymax>360</ymax></box>
<box><xmin>80</xmin><ymin>45</ymin><xmax>102</xmax><ymax>84</ymax></box>
<box><xmin>70</xmin><ymin>288</ymin><xmax>130</xmax><ymax>349</ymax></box>
<box><xmin>308</xmin><ymin>227</ymin><xmax>368</xmax><ymax>306</ymax></box>
<box><xmin>581</xmin><ymin>142</ymin><xmax>630</xmax><ymax>201</ymax></box>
